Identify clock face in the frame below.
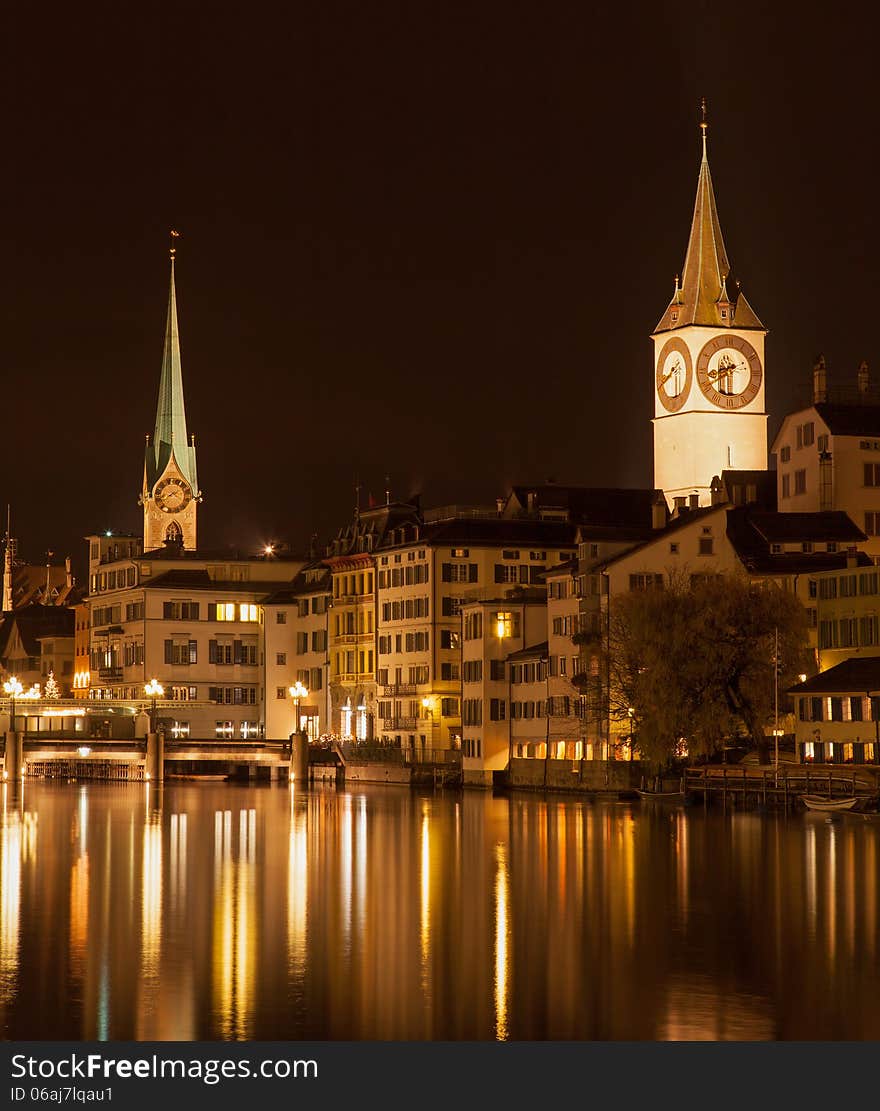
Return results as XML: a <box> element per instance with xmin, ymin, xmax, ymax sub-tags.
<box><xmin>154</xmin><ymin>476</ymin><xmax>192</xmax><ymax>513</ymax></box>
<box><xmin>656</xmin><ymin>338</ymin><xmax>692</xmax><ymax>413</ymax></box>
<box><xmin>696</xmin><ymin>335</ymin><xmax>762</xmax><ymax>409</ymax></box>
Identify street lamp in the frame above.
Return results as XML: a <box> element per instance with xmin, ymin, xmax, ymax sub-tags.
<box><xmin>3</xmin><ymin>676</ymin><xmax>23</xmax><ymax>732</ymax></box>
<box><xmin>627</xmin><ymin>706</ymin><xmax>635</xmax><ymax>761</ymax></box>
<box><xmin>289</xmin><ymin>681</ymin><xmax>309</xmax><ymax>734</ymax></box>
<box><xmin>144</xmin><ymin>678</ymin><xmax>164</xmax><ymax>732</ymax></box>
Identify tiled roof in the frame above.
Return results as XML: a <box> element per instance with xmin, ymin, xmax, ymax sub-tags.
<box><xmin>421</xmin><ymin>517</ymin><xmax>578</xmax><ymax>547</ymax></box>
<box><xmin>506</xmin><ymin>641</ymin><xmax>548</xmax><ymax>662</ymax></box>
<box><xmin>788</xmin><ymin>657</ymin><xmax>880</xmax><ymax>695</ymax></box>
<box><xmin>813</xmin><ymin>403</ymin><xmax>880</xmax><ymax>438</ymax></box>
<box><xmin>744</xmin><ymin>511</ymin><xmax>865</xmax><ymax>544</ymax></box>
<box><xmin>507</xmin><ymin>485</ymin><xmax>661</xmax><ymax>529</ymax></box>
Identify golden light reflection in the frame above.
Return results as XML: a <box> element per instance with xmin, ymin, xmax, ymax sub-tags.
<box><xmin>805</xmin><ymin>822</ymin><xmax>817</xmax><ymax>935</ymax></box>
<box><xmin>287</xmin><ymin>795</ymin><xmax>308</xmax><ymax>976</ymax></box>
<box><xmin>136</xmin><ymin>812</ymin><xmax>163</xmax><ymax>1037</ymax></box>
<box><xmin>493</xmin><ymin>840</ymin><xmax>510</xmax><ymax>1041</ymax></box>
<box><xmin>0</xmin><ymin>801</ymin><xmax>22</xmax><ymax>1003</ymax></box>
<box><xmin>420</xmin><ymin>805</ymin><xmax>431</xmax><ymax>975</ymax></box>
<box><xmin>826</xmin><ymin>823</ymin><xmax>837</xmax><ymax>966</ymax></box>
<box><xmin>213</xmin><ymin>808</ymin><xmax>256</xmax><ymax>1039</ymax></box>
<box><xmin>340</xmin><ymin>794</ymin><xmax>352</xmax><ymax>945</ymax></box>
<box><xmin>169</xmin><ymin>813</ymin><xmax>187</xmax><ymax>915</ymax></box>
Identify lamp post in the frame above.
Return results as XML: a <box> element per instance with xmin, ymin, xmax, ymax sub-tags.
<box><xmin>144</xmin><ymin>678</ymin><xmax>164</xmax><ymax>732</ymax></box>
<box><xmin>3</xmin><ymin>676</ymin><xmax>23</xmax><ymax>732</ymax></box>
<box><xmin>421</xmin><ymin>696</ymin><xmax>437</xmax><ymax>755</ymax></box>
<box><xmin>289</xmin><ymin>681</ymin><xmax>309</xmax><ymax>735</ymax></box>
<box><xmin>627</xmin><ymin>706</ymin><xmax>635</xmax><ymax>761</ymax></box>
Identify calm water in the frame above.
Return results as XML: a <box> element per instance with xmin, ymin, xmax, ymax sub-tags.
<box><xmin>1</xmin><ymin>779</ymin><xmax>878</xmax><ymax>1041</ymax></box>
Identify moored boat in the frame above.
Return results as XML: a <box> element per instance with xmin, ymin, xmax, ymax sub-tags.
<box><xmin>800</xmin><ymin>794</ymin><xmax>859</xmax><ymax>812</ymax></box>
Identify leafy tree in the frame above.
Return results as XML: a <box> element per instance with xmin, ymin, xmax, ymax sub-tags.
<box><xmin>576</xmin><ymin>572</ymin><xmax>811</xmax><ymax>766</ymax></box>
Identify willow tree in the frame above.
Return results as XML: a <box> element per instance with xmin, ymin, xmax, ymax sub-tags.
<box><xmin>577</xmin><ymin>572</ymin><xmax>811</xmax><ymax>766</ymax></box>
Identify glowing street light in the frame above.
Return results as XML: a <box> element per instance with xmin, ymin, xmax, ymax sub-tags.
<box><xmin>3</xmin><ymin>676</ymin><xmax>23</xmax><ymax>731</ymax></box>
<box><xmin>289</xmin><ymin>681</ymin><xmax>309</xmax><ymax>733</ymax></box>
<box><xmin>144</xmin><ymin>678</ymin><xmax>164</xmax><ymax>732</ymax></box>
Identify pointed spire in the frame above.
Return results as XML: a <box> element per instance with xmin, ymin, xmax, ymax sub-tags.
<box><xmin>655</xmin><ymin>103</ymin><xmax>763</xmax><ymax>333</ymax></box>
<box><xmin>145</xmin><ymin>235</ymin><xmax>200</xmax><ymax>494</ymax></box>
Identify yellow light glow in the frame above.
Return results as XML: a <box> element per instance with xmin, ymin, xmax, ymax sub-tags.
<box><xmin>144</xmin><ymin>679</ymin><xmax>164</xmax><ymax>699</ymax></box>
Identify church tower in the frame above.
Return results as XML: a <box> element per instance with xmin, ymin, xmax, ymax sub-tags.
<box><xmin>140</xmin><ymin>242</ymin><xmax>202</xmax><ymax>551</ymax></box>
<box><xmin>652</xmin><ymin>104</ymin><xmax>767</xmax><ymax>507</ymax></box>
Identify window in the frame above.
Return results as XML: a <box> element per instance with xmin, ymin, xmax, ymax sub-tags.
<box><xmin>780</xmin><ymin>445</ymin><xmax>791</xmax><ymax>463</ymax></box>
<box><xmin>311</xmin><ymin>630</ymin><xmax>327</xmax><ymax>652</ymax></box>
<box><xmin>463</xmin><ymin>660</ymin><xmax>483</xmax><ymax>683</ymax></box>
<box><xmin>490</xmin><ymin>699</ymin><xmax>506</xmax><ymax>721</ymax></box>
<box><xmin>440</xmin><ymin>629</ymin><xmax>460</xmax><ymax>650</ymax></box>
<box><xmin>794</xmin><ymin>470</ymin><xmax>806</xmax><ymax>495</ymax></box>
<box><xmin>296</xmin><ymin>632</ymin><xmax>308</xmax><ymax>654</ymax></box>
<box><xmin>669</xmin><ymin>543</ymin><xmax>679</xmax><ymax>555</ymax></box>
<box><xmin>163</xmin><ymin>601</ymin><xmax>200</xmax><ymax>620</ymax></box>
<box><xmin>451</xmin><ymin>548</ymin><xmax>469</xmax><ymax>558</ymax></box>
<box><xmin>164</xmin><ymin>640</ymin><xmax>197</xmax><ymax>665</ymax></box>
<box><xmin>441</xmin><ymin>662</ymin><xmax>460</xmax><ymax>681</ymax></box>
<box><xmin>771</xmin><ymin>543</ymin><xmax>782</xmax><ymax>554</ymax></box>
<box><xmin>782</xmin><ymin>474</ymin><xmax>790</xmax><ymax>498</ymax></box>
<box><xmin>818</xmin><ymin>434</ymin><xmax>828</xmax><ymax>452</ymax></box>
<box><xmin>442</xmin><ymin>562</ymin><xmax>478</xmax><ymax>583</ymax></box>
<box><xmin>440</xmin><ymin>697</ymin><xmax>459</xmax><ymax>717</ymax></box>
<box><xmin>629</xmin><ymin>573</ymin><xmax>663</xmax><ymax>591</ymax></box>
<box><xmin>801</xmin><ymin>542</ymin><xmax>813</xmax><ymax>554</ymax></box>
<box><xmin>494</xmin><ymin>564</ymin><xmax>519</xmax><ymax>583</ymax></box>
<box><xmin>865</xmin><ymin>462</ymin><xmax>880</xmax><ymax>487</ymax></box>
<box><xmin>276</xmin><ymin>652</ymin><xmax>287</xmax><ymax>665</ymax></box>
<box><xmin>866</xmin><ymin>512</ymin><xmax>880</xmax><ymax>537</ymax></box>
<box><xmin>276</xmin><ymin>611</ymin><xmax>287</xmax><ymax>624</ymax></box>
<box><xmin>490</xmin><ymin>660</ymin><xmax>506</xmax><ymax>681</ymax></box>
<box><xmin>493</xmin><ymin>611</ymin><xmax>520</xmax><ymax>638</ymax></box>
<box><xmin>442</xmin><ymin>597</ymin><xmax>463</xmax><ymax>617</ymax></box>
<box><xmin>464</xmin><ymin>612</ymin><xmax>483</xmax><ymax>640</ymax></box>
<box><xmin>502</xmin><ymin>550</ymin><xmax>519</xmax><ymax>560</ymax></box>
<box><xmin>276</xmin><ymin>687</ymin><xmax>286</xmax><ymax>699</ymax></box>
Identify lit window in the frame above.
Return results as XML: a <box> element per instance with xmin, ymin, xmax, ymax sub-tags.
<box><xmin>356</xmin><ymin>701</ymin><xmax>367</xmax><ymax>741</ymax></box>
<box><xmin>170</xmin><ymin>721</ymin><xmax>190</xmax><ymax>738</ymax></box>
<box><xmin>494</xmin><ymin>611</ymin><xmax>516</xmax><ymax>638</ymax></box>
<box><xmin>341</xmin><ymin>698</ymin><xmax>353</xmax><ymax>740</ymax></box>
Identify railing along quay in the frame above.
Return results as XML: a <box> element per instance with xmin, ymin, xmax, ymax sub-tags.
<box><xmin>684</xmin><ymin>766</ymin><xmax>880</xmax><ymax>810</ymax></box>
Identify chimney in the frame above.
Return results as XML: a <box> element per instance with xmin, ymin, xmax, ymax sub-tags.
<box><xmin>813</xmin><ymin>354</ymin><xmax>827</xmax><ymax>404</ymax></box>
<box><xmin>710</xmin><ymin>476</ymin><xmax>725</xmax><ymax>506</ymax></box>
<box><xmin>688</xmin><ymin>493</ymin><xmax>700</xmax><ymax>510</ymax></box>
<box><xmin>495</xmin><ymin>497</ymin><xmax>505</xmax><ymax>515</ymax></box>
<box><xmin>526</xmin><ymin>492</ymin><xmax>536</xmax><ymax>513</ymax></box>
<box><xmin>651</xmin><ymin>494</ymin><xmax>667</xmax><ymax>530</ymax></box>
<box><xmin>858</xmin><ymin>360</ymin><xmax>870</xmax><ymax>396</ymax></box>
<box><xmin>672</xmin><ymin>496</ymin><xmax>687</xmax><ymax>516</ymax></box>
<box><xmin>65</xmin><ymin>556</ymin><xmax>73</xmax><ymax>588</ymax></box>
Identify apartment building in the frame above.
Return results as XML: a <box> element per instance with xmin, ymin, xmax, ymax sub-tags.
<box><xmin>85</xmin><ymin>532</ymin><xmax>302</xmax><ymax>738</ymax></box>
<box><xmin>263</xmin><ymin>563</ymin><xmax>331</xmax><ymax>740</ymax></box>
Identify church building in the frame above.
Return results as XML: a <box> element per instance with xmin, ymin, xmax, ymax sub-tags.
<box><xmin>652</xmin><ymin>107</ymin><xmax>768</xmax><ymax>508</ymax></box>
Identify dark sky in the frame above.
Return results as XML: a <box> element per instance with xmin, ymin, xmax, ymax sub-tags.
<box><xmin>3</xmin><ymin>2</ymin><xmax>878</xmax><ymax>580</ymax></box>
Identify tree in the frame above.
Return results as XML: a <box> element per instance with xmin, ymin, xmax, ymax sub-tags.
<box><xmin>577</xmin><ymin>572</ymin><xmax>811</xmax><ymax>766</ymax></box>
<box><xmin>44</xmin><ymin>670</ymin><xmax>60</xmax><ymax>699</ymax></box>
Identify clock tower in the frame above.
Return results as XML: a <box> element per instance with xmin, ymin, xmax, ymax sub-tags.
<box><xmin>652</xmin><ymin>105</ymin><xmax>767</xmax><ymax>507</ymax></box>
<box><xmin>141</xmin><ymin>244</ymin><xmax>202</xmax><ymax>551</ymax></box>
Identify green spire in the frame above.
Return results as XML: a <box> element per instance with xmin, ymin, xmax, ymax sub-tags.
<box><xmin>146</xmin><ymin>247</ymin><xmax>199</xmax><ymax>493</ymax></box>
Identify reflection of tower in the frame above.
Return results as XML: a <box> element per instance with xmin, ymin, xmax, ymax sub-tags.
<box><xmin>140</xmin><ymin>243</ymin><xmax>202</xmax><ymax>552</ymax></box>
<box><xmin>2</xmin><ymin>507</ymin><xmax>16</xmax><ymax>614</ymax></box>
<box><xmin>652</xmin><ymin>104</ymin><xmax>768</xmax><ymax>507</ymax></box>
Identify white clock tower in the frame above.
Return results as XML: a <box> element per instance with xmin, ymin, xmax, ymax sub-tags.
<box><xmin>652</xmin><ymin>105</ymin><xmax>768</xmax><ymax>507</ymax></box>
<box><xmin>140</xmin><ymin>244</ymin><xmax>202</xmax><ymax>551</ymax></box>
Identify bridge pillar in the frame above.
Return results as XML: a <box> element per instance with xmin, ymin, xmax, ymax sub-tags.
<box><xmin>4</xmin><ymin>731</ymin><xmax>23</xmax><ymax>782</ymax></box>
<box><xmin>290</xmin><ymin>730</ymin><xmax>309</xmax><ymax>783</ymax></box>
<box><xmin>145</xmin><ymin>732</ymin><xmax>165</xmax><ymax>782</ymax></box>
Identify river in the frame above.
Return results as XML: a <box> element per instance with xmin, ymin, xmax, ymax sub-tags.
<box><xmin>1</xmin><ymin>780</ymin><xmax>878</xmax><ymax>1040</ymax></box>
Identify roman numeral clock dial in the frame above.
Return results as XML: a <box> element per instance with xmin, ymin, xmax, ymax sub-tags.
<box><xmin>696</xmin><ymin>335</ymin><xmax>762</xmax><ymax>410</ymax></box>
<box><xmin>154</xmin><ymin>477</ymin><xmax>192</xmax><ymax>513</ymax></box>
<box><xmin>656</xmin><ymin>337</ymin><xmax>693</xmax><ymax>412</ymax></box>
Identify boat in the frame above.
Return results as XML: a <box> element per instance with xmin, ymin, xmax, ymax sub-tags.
<box><xmin>800</xmin><ymin>794</ymin><xmax>860</xmax><ymax>812</ymax></box>
<box><xmin>635</xmin><ymin>788</ymin><xmax>687</xmax><ymax>802</ymax></box>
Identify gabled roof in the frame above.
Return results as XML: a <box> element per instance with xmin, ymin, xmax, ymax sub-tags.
<box><xmin>420</xmin><ymin>517</ymin><xmax>577</xmax><ymax>548</ymax></box>
<box><xmin>600</xmin><ymin>504</ymin><xmax>723</xmax><ymax>569</ymax></box>
<box><xmin>788</xmin><ymin>657</ymin><xmax>880</xmax><ymax>695</ymax></box>
<box><xmin>812</xmin><ymin>403</ymin><xmax>880</xmax><ymax>438</ymax></box>
<box><xmin>505</xmin><ymin>485</ymin><xmax>662</xmax><ymax>529</ymax></box>
<box><xmin>718</xmin><ymin>469</ymin><xmax>777</xmax><ymax>511</ymax></box>
<box><xmin>726</xmin><ymin>507</ymin><xmax>870</xmax><ymax>574</ymax></box>
<box><xmin>745</xmin><ymin>511</ymin><xmax>865</xmax><ymax>545</ymax></box>
<box><xmin>262</xmin><ymin>563</ymin><xmax>332</xmax><ymax>603</ymax></box>
<box><xmin>0</xmin><ymin>604</ymin><xmax>75</xmax><ymax>659</ymax></box>
<box><xmin>654</xmin><ymin>121</ymin><xmax>763</xmax><ymax>333</ymax></box>
<box><xmin>142</xmin><ymin>569</ymin><xmax>299</xmax><ymax>594</ymax></box>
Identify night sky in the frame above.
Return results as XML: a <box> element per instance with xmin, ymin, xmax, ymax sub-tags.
<box><xmin>4</xmin><ymin>3</ymin><xmax>878</xmax><ymax>581</ymax></box>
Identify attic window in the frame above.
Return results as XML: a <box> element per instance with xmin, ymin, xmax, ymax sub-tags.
<box><xmin>827</xmin><ymin>542</ymin><xmax>838</xmax><ymax>553</ymax></box>
<box><xmin>802</xmin><ymin>542</ymin><xmax>814</xmax><ymax>554</ymax></box>
<box><xmin>671</xmin><ymin>311</ymin><xmax>678</xmax><ymax>323</ymax></box>
<box><xmin>721</xmin><ymin>308</ymin><xmax>727</xmax><ymax>319</ymax></box>
<box><xmin>771</xmin><ymin>543</ymin><xmax>782</xmax><ymax>554</ymax></box>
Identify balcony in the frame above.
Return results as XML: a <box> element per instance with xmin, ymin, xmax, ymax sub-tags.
<box><xmin>381</xmin><ymin>717</ymin><xmax>417</xmax><ymax>731</ymax></box>
<box><xmin>382</xmin><ymin>683</ymin><xmax>417</xmax><ymax>697</ymax></box>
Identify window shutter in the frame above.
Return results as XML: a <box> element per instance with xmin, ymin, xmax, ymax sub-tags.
<box><xmin>163</xmin><ymin>602</ymin><xmax>172</xmax><ymax>619</ymax></box>
<box><xmin>189</xmin><ymin>641</ymin><xmax>197</xmax><ymax>664</ymax></box>
<box><xmin>164</xmin><ymin>639</ymin><xmax>173</xmax><ymax>664</ymax></box>
<box><xmin>441</xmin><ymin>563</ymin><xmax>452</xmax><ymax>583</ymax></box>
<box><xmin>234</xmin><ymin>641</ymin><xmax>243</xmax><ymax>665</ymax></box>
<box><xmin>469</xmin><ymin>564</ymin><xmax>478</xmax><ymax>583</ymax></box>
<box><xmin>494</xmin><ymin>565</ymin><xmax>504</xmax><ymax>583</ymax></box>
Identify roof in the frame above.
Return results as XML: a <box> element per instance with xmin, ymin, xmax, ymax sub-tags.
<box><xmin>654</xmin><ymin>125</ymin><xmax>763</xmax><ymax>333</ymax></box>
<box><xmin>142</xmin><ymin>569</ymin><xmax>300</xmax><ymax>594</ymax></box>
<box><xmin>8</xmin><ymin>563</ymin><xmax>85</xmax><ymax>608</ymax></box>
<box><xmin>0</xmin><ymin>604</ymin><xmax>75</xmax><ymax>659</ymax></box>
<box><xmin>718</xmin><ymin>469</ymin><xmax>778</xmax><ymax>511</ymax></box>
<box><xmin>262</xmin><ymin>563</ymin><xmax>332</xmax><ymax>603</ymax></box>
<box><xmin>600</xmin><ymin>504</ymin><xmax>723</xmax><ymax>568</ymax></box>
<box><xmin>145</xmin><ymin>256</ymin><xmax>199</xmax><ymax>494</ymax></box>
<box><xmin>812</xmin><ymin>403</ymin><xmax>880</xmax><ymax>438</ymax></box>
<box><xmin>788</xmin><ymin>657</ymin><xmax>880</xmax><ymax>695</ymax></box>
<box><xmin>505</xmin><ymin>485</ymin><xmax>662</xmax><ymax>529</ymax></box>
<box><xmin>506</xmin><ymin>641</ymin><xmax>548</xmax><ymax>662</ymax></box>
<box><xmin>419</xmin><ymin>517</ymin><xmax>578</xmax><ymax>548</ymax></box>
<box><xmin>744</xmin><ymin>511</ymin><xmax>865</xmax><ymax>544</ymax></box>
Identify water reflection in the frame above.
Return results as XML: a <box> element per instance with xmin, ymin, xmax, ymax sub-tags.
<box><xmin>1</xmin><ymin>783</ymin><xmax>879</xmax><ymax>1040</ymax></box>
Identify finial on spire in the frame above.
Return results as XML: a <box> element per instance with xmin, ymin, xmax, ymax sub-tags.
<box><xmin>699</xmin><ymin>97</ymin><xmax>708</xmax><ymax>160</ymax></box>
<box><xmin>170</xmin><ymin>228</ymin><xmax>180</xmax><ymax>260</ymax></box>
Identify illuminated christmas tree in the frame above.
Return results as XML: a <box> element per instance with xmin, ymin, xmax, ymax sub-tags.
<box><xmin>44</xmin><ymin>670</ymin><xmax>60</xmax><ymax>699</ymax></box>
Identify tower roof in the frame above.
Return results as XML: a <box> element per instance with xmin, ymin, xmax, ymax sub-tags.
<box><xmin>145</xmin><ymin>251</ymin><xmax>200</xmax><ymax>493</ymax></box>
<box><xmin>654</xmin><ymin>107</ymin><xmax>763</xmax><ymax>334</ymax></box>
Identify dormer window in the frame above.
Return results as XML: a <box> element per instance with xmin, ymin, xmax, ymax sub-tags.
<box><xmin>671</xmin><ymin>311</ymin><xmax>678</xmax><ymax>323</ymax></box>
